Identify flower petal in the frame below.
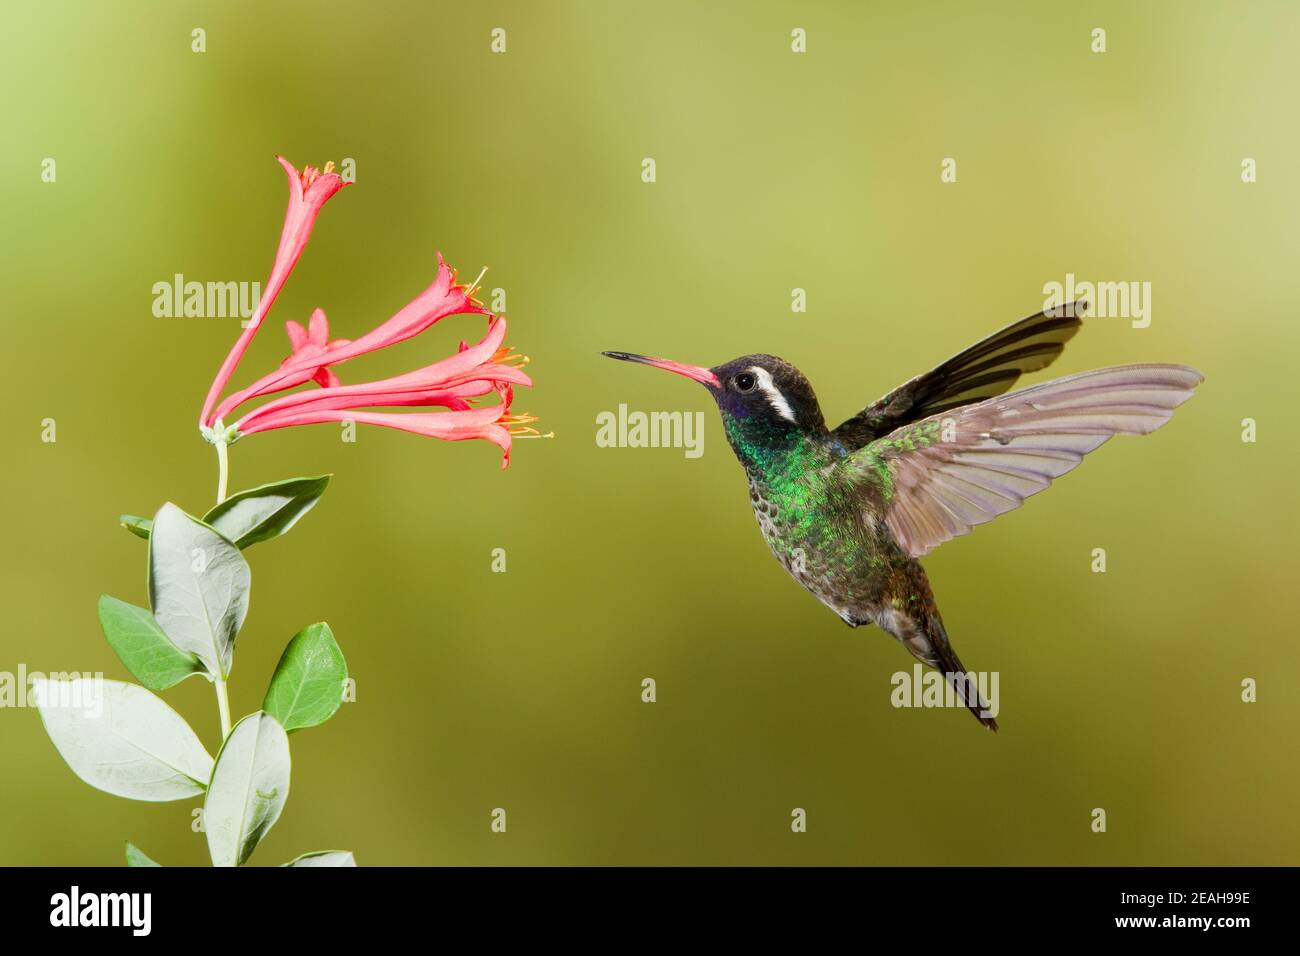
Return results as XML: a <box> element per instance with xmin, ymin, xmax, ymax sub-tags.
<box><xmin>307</xmin><ymin>308</ymin><xmax>330</xmax><ymax>346</ymax></box>
<box><xmin>285</xmin><ymin>320</ymin><xmax>309</xmax><ymax>351</ymax></box>
<box><xmin>312</xmin><ymin>367</ymin><xmax>341</xmax><ymax>388</ymax></box>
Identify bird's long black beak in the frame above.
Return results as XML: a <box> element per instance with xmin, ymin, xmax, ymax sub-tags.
<box><xmin>602</xmin><ymin>351</ymin><xmax>720</xmax><ymax>388</ymax></box>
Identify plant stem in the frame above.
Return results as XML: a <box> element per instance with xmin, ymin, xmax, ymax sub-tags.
<box><xmin>214</xmin><ymin>676</ymin><xmax>232</xmax><ymax>741</ymax></box>
<box><xmin>215</xmin><ymin>440</ymin><xmax>229</xmax><ymax>504</ymax></box>
<box><xmin>213</xmin><ymin>440</ymin><xmax>232</xmax><ymax>742</ymax></box>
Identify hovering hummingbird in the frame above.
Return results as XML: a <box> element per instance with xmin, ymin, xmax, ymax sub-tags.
<box><xmin>604</xmin><ymin>304</ymin><xmax>1202</xmax><ymax>731</ymax></box>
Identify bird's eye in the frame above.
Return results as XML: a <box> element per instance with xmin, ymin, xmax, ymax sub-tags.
<box><xmin>734</xmin><ymin>372</ymin><xmax>757</xmax><ymax>392</ymax></box>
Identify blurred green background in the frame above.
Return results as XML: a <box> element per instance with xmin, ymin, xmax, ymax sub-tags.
<box><xmin>2</xmin><ymin>0</ymin><xmax>1297</xmax><ymax>866</ymax></box>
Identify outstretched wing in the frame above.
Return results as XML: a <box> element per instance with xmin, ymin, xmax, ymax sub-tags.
<box><xmin>831</xmin><ymin>303</ymin><xmax>1087</xmax><ymax>450</ymax></box>
<box><xmin>847</xmin><ymin>364</ymin><xmax>1203</xmax><ymax>559</ymax></box>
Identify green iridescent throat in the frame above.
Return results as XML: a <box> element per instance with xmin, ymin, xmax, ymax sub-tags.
<box><xmin>723</xmin><ymin>416</ymin><xmax>855</xmax><ymax>568</ymax></box>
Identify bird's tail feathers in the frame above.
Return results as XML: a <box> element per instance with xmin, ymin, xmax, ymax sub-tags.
<box><xmin>926</xmin><ymin>625</ymin><xmax>999</xmax><ymax>732</ymax></box>
<box><xmin>890</xmin><ymin>609</ymin><xmax>999</xmax><ymax>732</ymax></box>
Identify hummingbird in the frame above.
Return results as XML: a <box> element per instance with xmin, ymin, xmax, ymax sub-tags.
<box><xmin>604</xmin><ymin>303</ymin><xmax>1202</xmax><ymax>731</ymax></box>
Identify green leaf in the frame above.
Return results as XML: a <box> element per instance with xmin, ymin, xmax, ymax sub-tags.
<box><xmin>282</xmin><ymin>850</ymin><xmax>356</xmax><ymax>867</ymax></box>
<box><xmin>202</xmin><ymin>476</ymin><xmax>331</xmax><ymax>549</ymax></box>
<box><xmin>99</xmin><ymin>595</ymin><xmax>208</xmax><ymax>691</ymax></box>
<box><xmin>125</xmin><ymin>842</ymin><xmax>162</xmax><ymax>867</ymax></box>
<box><xmin>205</xmin><ymin>712</ymin><xmax>291</xmax><ymax>867</ymax></box>
<box><xmin>34</xmin><ymin>678</ymin><xmax>213</xmax><ymax>801</ymax></box>
<box><xmin>148</xmin><ymin>503</ymin><xmax>249</xmax><ymax>680</ymax></box>
<box><xmin>120</xmin><ymin>515</ymin><xmax>152</xmax><ymax>540</ymax></box>
<box><xmin>263</xmin><ymin>623</ymin><xmax>347</xmax><ymax>732</ymax></box>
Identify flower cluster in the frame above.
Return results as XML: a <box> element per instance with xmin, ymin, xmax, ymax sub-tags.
<box><xmin>199</xmin><ymin>158</ymin><xmax>540</xmax><ymax>467</ymax></box>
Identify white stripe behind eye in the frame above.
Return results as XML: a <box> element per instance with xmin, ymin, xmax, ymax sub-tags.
<box><xmin>751</xmin><ymin>367</ymin><xmax>797</xmax><ymax>423</ymax></box>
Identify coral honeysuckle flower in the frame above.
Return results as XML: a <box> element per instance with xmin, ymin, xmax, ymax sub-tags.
<box><xmin>209</xmin><ymin>254</ymin><xmax>487</xmax><ymax>425</ymax></box>
<box><xmin>199</xmin><ymin>155</ymin><xmax>542</xmax><ymax>471</ymax></box>
<box><xmin>228</xmin><ymin>317</ymin><xmax>540</xmax><ymax>467</ymax></box>
<box><xmin>239</xmin><ymin>406</ymin><xmax>539</xmax><ymax>469</ymax></box>
<box><xmin>200</xmin><ymin>157</ymin><xmax>348</xmax><ymax>427</ymax></box>
<box><xmin>316</xmin><ymin>254</ymin><xmax>489</xmax><ymax>366</ymax></box>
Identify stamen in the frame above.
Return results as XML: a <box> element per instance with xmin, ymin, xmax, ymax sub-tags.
<box><xmin>491</xmin><ymin>346</ymin><xmax>530</xmax><ymax>369</ymax></box>
<box><xmin>300</xmin><ymin>161</ymin><xmax>336</xmax><ymax>190</ymax></box>
<box><xmin>462</xmin><ymin>266</ymin><xmax>488</xmax><ymax>301</ymax></box>
<box><xmin>502</xmin><ymin>411</ymin><xmax>552</xmax><ymax>439</ymax></box>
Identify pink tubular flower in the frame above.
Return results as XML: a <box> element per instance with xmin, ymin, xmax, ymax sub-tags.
<box><xmin>199</xmin><ymin>158</ymin><xmax>348</xmax><ymax>426</ymax></box>
<box><xmin>198</xmin><ymin>156</ymin><xmax>542</xmax><ymax>467</ymax></box>
<box><xmin>241</xmin><ymin>406</ymin><xmax>534</xmax><ymax>468</ymax></box>
<box><xmin>232</xmin><ymin>318</ymin><xmax>539</xmax><ymax>468</ymax></box>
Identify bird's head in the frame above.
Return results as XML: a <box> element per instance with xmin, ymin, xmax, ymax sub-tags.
<box><xmin>602</xmin><ymin>350</ymin><xmax>827</xmax><ymax>463</ymax></box>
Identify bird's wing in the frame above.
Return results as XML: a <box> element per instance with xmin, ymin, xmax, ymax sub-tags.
<box><xmin>830</xmin><ymin>304</ymin><xmax>1086</xmax><ymax>450</ymax></box>
<box><xmin>844</xmin><ymin>364</ymin><xmax>1202</xmax><ymax>559</ymax></box>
